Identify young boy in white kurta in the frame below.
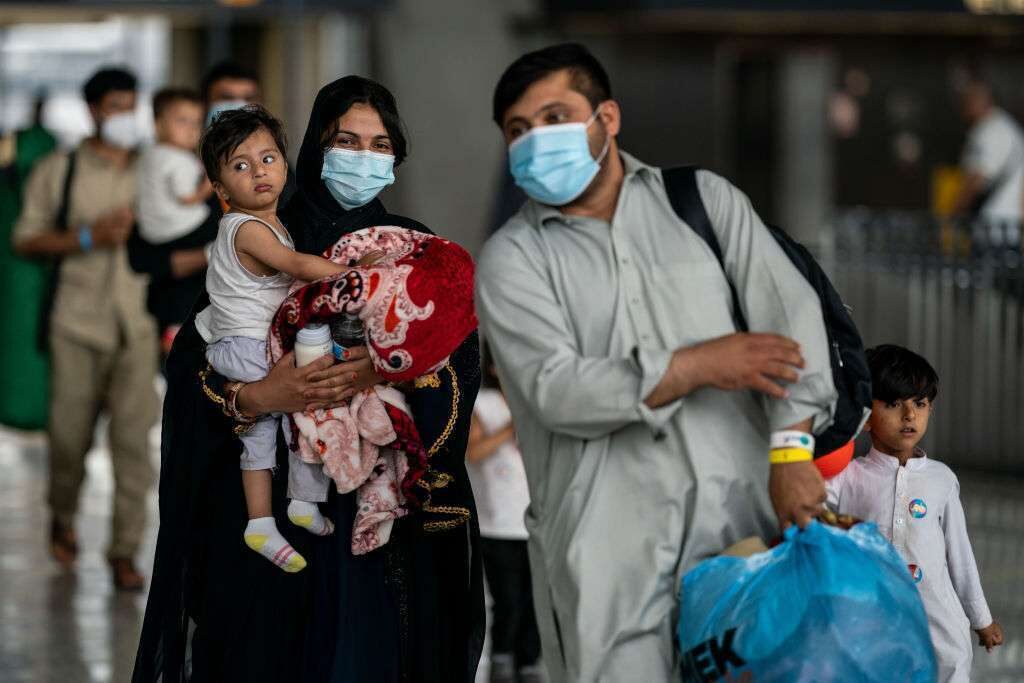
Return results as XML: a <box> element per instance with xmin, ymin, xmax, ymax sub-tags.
<box><xmin>826</xmin><ymin>345</ymin><xmax>1003</xmax><ymax>682</ymax></box>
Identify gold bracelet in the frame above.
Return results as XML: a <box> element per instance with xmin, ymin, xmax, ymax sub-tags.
<box><xmin>225</xmin><ymin>381</ymin><xmax>257</xmax><ymax>424</ymax></box>
<box><xmin>769</xmin><ymin>447</ymin><xmax>813</xmax><ymax>465</ymax></box>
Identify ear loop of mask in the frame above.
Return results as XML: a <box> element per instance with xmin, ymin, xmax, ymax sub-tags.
<box><xmin>587</xmin><ymin>105</ymin><xmax>612</xmax><ymax>166</ymax></box>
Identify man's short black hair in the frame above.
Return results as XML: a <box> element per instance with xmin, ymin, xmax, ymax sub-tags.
<box><xmin>199</xmin><ymin>105</ymin><xmax>287</xmax><ymax>183</ymax></box>
<box><xmin>200</xmin><ymin>60</ymin><xmax>260</xmax><ymax>103</ymax></box>
<box><xmin>82</xmin><ymin>67</ymin><xmax>137</xmax><ymax>105</ymax></box>
<box><xmin>492</xmin><ymin>43</ymin><xmax>612</xmax><ymax>125</ymax></box>
<box><xmin>866</xmin><ymin>344</ymin><xmax>939</xmax><ymax>403</ymax></box>
<box><xmin>152</xmin><ymin>87</ymin><xmax>203</xmax><ymax>119</ymax></box>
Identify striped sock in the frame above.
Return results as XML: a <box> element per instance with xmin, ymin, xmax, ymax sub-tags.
<box><xmin>243</xmin><ymin>517</ymin><xmax>306</xmax><ymax>573</ymax></box>
<box><xmin>287</xmin><ymin>500</ymin><xmax>335</xmax><ymax>536</ymax></box>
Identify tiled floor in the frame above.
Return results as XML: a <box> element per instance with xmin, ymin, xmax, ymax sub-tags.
<box><xmin>0</xmin><ymin>423</ymin><xmax>1020</xmax><ymax>682</ymax></box>
<box><xmin>0</xmin><ymin>424</ymin><xmax>156</xmax><ymax>683</ymax></box>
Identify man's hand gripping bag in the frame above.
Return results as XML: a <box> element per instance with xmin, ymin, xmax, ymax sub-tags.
<box><xmin>677</xmin><ymin>521</ymin><xmax>937</xmax><ymax>682</ymax></box>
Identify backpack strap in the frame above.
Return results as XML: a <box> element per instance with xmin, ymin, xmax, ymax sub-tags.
<box><xmin>55</xmin><ymin>149</ymin><xmax>77</xmax><ymax>231</ymax></box>
<box><xmin>36</xmin><ymin>150</ymin><xmax>77</xmax><ymax>351</ymax></box>
<box><xmin>661</xmin><ymin>166</ymin><xmax>749</xmax><ymax>331</ymax></box>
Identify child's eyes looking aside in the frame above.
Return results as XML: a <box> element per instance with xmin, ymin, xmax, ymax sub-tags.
<box><xmin>231</xmin><ymin>154</ymin><xmax>277</xmax><ymax>172</ymax></box>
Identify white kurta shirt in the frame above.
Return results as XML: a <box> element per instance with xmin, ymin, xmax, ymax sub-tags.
<box><xmin>826</xmin><ymin>448</ymin><xmax>992</xmax><ymax>683</ymax></box>
<box><xmin>477</xmin><ymin>152</ymin><xmax>838</xmax><ymax>682</ymax></box>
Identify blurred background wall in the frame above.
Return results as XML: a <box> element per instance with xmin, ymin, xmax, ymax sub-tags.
<box><xmin>2</xmin><ymin>0</ymin><xmax>1022</xmax><ymax>249</ymax></box>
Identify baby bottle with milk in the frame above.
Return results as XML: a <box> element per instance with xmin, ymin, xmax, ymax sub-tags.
<box><xmin>294</xmin><ymin>323</ymin><xmax>333</xmax><ymax>367</ymax></box>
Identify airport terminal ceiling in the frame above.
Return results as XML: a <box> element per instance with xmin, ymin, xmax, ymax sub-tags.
<box><xmin>544</xmin><ymin>0</ymin><xmax>1021</xmax><ymax>13</ymax></box>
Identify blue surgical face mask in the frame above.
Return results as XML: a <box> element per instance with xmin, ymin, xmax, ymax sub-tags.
<box><xmin>508</xmin><ymin>108</ymin><xmax>611</xmax><ymax>206</ymax></box>
<box><xmin>321</xmin><ymin>148</ymin><xmax>396</xmax><ymax>210</ymax></box>
<box><xmin>206</xmin><ymin>99</ymin><xmax>249</xmax><ymax>127</ymax></box>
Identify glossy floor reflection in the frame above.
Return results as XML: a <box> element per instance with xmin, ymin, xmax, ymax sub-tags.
<box><xmin>0</xmin><ymin>423</ymin><xmax>1020</xmax><ymax>682</ymax></box>
<box><xmin>0</xmin><ymin>424</ymin><xmax>157</xmax><ymax>683</ymax></box>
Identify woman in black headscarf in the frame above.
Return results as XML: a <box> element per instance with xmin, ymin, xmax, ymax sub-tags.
<box><xmin>133</xmin><ymin>76</ymin><xmax>484</xmax><ymax>683</ymax></box>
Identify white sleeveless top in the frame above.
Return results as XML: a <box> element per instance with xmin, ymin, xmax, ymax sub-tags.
<box><xmin>195</xmin><ymin>212</ymin><xmax>295</xmax><ymax>344</ymax></box>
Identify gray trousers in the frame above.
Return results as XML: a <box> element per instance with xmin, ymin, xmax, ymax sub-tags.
<box><xmin>49</xmin><ymin>330</ymin><xmax>158</xmax><ymax>559</ymax></box>
<box><xmin>206</xmin><ymin>336</ymin><xmax>330</xmax><ymax>502</ymax></box>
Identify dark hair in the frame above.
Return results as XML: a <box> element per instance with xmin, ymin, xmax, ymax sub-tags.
<box><xmin>152</xmin><ymin>87</ymin><xmax>203</xmax><ymax>119</ymax></box>
<box><xmin>199</xmin><ymin>105</ymin><xmax>287</xmax><ymax>183</ymax></box>
<box><xmin>492</xmin><ymin>43</ymin><xmax>612</xmax><ymax>125</ymax></box>
<box><xmin>963</xmin><ymin>73</ymin><xmax>998</xmax><ymax>103</ymax></box>
<box><xmin>316</xmin><ymin>76</ymin><xmax>408</xmax><ymax>166</ymax></box>
<box><xmin>866</xmin><ymin>344</ymin><xmax>939</xmax><ymax>403</ymax></box>
<box><xmin>200</xmin><ymin>60</ymin><xmax>260</xmax><ymax>103</ymax></box>
<box><xmin>82</xmin><ymin>67</ymin><xmax>137</xmax><ymax>105</ymax></box>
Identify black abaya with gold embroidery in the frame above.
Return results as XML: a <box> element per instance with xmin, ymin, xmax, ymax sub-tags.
<box><xmin>132</xmin><ymin>78</ymin><xmax>485</xmax><ymax>683</ymax></box>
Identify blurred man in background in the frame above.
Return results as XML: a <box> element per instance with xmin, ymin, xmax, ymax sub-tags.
<box><xmin>200</xmin><ymin>60</ymin><xmax>295</xmax><ymax>205</ymax></box>
<box><xmin>12</xmin><ymin>67</ymin><xmax>157</xmax><ymax>591</ymax></box>
<box><xmin>201</xmin><ymin>59</ymin><xmax>262</xmax><ymax>126</ymax></box>
<box><xmin>954</xmin><ymin>78</ymin><xmax>1024</xmax><ymax>249</ymax></box>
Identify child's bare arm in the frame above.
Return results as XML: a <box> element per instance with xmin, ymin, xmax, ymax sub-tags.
<box><xmin>466</xmin><ymin>414</ymin><xmax>515</xmax><ymax>464</ymax></box>
<box><xmin>179</xmin><ymin>176</ymin><xmax>214</xmax><ymax>205</ymax></box>
<box><xmin>235</xmin><ymin>220</ymin><xmax>346</xmax><ymax>282</ymax></box>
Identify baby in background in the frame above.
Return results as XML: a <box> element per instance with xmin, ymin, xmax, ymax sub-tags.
<box><xmin>195</xmin><ymin>105</ymin><xmax>351</xmax><ymax>573</ymax></box>
<box><xmin>826</xmin><ymin>344</ymin><xmax>1003</xmax><ymax>682</ymax></box>
<box><xmin>137</xmin><ymin>87</ymin><xmax>212</xmax><ymax>245</ymax></box>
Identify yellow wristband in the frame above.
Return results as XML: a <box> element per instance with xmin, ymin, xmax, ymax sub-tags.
<box><xmin>769</xmin><ymin>447</ymin><xmax>814</xmax><ymax>464</ymax></box>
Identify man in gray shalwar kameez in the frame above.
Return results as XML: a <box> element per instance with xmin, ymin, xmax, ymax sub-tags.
<box><xmin>476</xmin><ymin>44</ymin><xmax>840</xmax><ymax>682</ymax></box>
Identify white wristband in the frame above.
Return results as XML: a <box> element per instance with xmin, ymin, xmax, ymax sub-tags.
<box><xmin>770</xmin><ymin>430</ymin><xmax>815</xmax><ymax>453</ymax></box>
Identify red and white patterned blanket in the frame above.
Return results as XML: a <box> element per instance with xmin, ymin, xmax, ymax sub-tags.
<box><xmin>268</xmin><ymin>227</ymin><xmax>476</xmax><ymax>554</ymax></box>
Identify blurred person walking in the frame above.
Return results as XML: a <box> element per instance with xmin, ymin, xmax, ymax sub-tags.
<box><xmin>12</xmin><ymin>67</ymin><xmax>158</xmax><ymax>591</ymax></box>
<box><xmin>201</xmin><ymin>59</ymin><xmax>263</xmax><ymax>126</ymax></box>
<box><xmin>0</xmin><ymin>96</ymin><xmax>56</xmax><ymax>430</ymax></box>
<box><xmin>135</xmin><ymin>87</ymin><xmax>212</xmax><ymax>358</ymax></box>
<box><xmin>199</xmin><ymin>61</ymin><xmax>296</xmax><ymax>208</ymax></box>
<box><xmin>476</xmin><ymin>44</ymin><xmax>838</xmax><ymax>682</ymax></box>
<box><xmin>953</xmin><ymin>77</ymin><xmax>1024</xmax><ymax>249</ymax></box>
<box><xmin>467</xmin><ymin>347</ymin><xmax>543</xmax><ymax>683</ymax></box>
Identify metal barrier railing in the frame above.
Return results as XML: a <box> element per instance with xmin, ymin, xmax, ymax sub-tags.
<box><xmin>815</xmin><ymin>210</ymin><xmax>1024</xmax><ymax>475</ymax></box>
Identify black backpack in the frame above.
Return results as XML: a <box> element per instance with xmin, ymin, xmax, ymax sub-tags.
<box><xmin>662</xmin><ymin>166</ymin><xmax>871</xmax><ymax>457</ymax></box>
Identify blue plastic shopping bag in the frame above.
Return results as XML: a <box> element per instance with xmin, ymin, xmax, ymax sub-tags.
<box><xmin>678</xmin><ymin>521</ymin><xmax>936</xmax><ymax>682</ymax></box>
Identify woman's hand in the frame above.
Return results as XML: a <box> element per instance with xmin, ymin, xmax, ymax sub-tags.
<box><xmin>305</xmin><ymin>346</ymin><xmax>383</xmax><ymax>411</ymax></box>
<box><xmin>237</xmin><ymin>351</ymin><xmax>336</xmax><ymax>415</ymax></box>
